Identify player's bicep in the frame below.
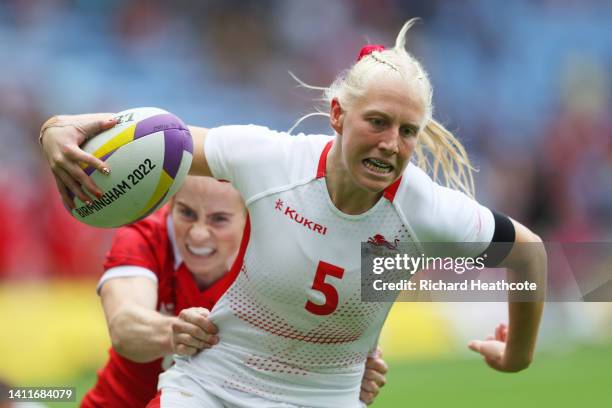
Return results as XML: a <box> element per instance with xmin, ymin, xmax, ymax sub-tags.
<box><xmin>100</xmin><ymin>275</ymin><xmax>158</xmax><ymax>324</ymax></box>
<box><xmin>187</xmin><ymin>126</ymin><xmax>212</xmax><ymax>177</ymax></box>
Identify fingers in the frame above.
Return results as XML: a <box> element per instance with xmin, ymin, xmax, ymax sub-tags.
<box><xmin>69</xmin><ymin>147</ymin><xmax>111</xmax><ymax>176</ymax></box>
<box><xmin>51</xmin><ymin>142</ymin><xmax>105</xmax><ymax>202</ymax></box>
<box><xmin>171</xmin><ymin>323</ymin><xmax>216</xmax><ymax>356</ymax></box>
<box><xmin>74</xmin><ymin>117</ymin><xmax>118</xmax><ymax>139</ymax></box>
<box><xmin>55</xmin><ymin>167</ymin><xmax>94</xmax><ymax>205</ymax></box>
<box><xmin>173</xmin><ymin>330</ymin><xmax>210</xmax><ymax>350</ymax></box>
<box><xmin>468</xmin><ymin>339</ymin><xmax>505</xmax><ymax>364</ymax></box>
<box><xmin>61</xmin><ymin>159</ymin><xmax>103</xmax><ymax>199</ymax></box>
<box><xmin>171</xmin><ymin>308</ymin><xmax>219</xmax><ymax>356</ymax></box>
<box><xmin>365</xmin><ymin>356</ymin><xmax>388</xmax><ymax>375</ymax></box>
<box><xmin>174</xmin><ymin>343</ymin><xmax>199</xmax><ymax>357</ymax></box>
<box><xmin>172</xmin><ymin>319</ymin><xmax>219</xmax><ymax>347</ymax></box>
<box><xmin>363</xmin><ymin>368</ymin><xmax>386</xmax><ymax>388</ymax></box>
<box><xmin>360</xmin><ymin>380</ymin><xmax>380</xmax><ymax>405</ymax></box>
<box><xmin>54</xmin><ymin>176</ymin><xmax>75</xmax><ymax>209</ymax></box>
<box><xmin>360</xmin><ymin>352</ymin><xmax>386</xmax><ymax>405</ymax></box>
<box><xmin>359</xmin><ymin>389</ymin><xmax>376</xmax><ymax>405</ymax></box>
<box><xmin>179</xmin><ymin>308</ymin><xmax>219</xmax><ymax>335</ymax></box>
<box><xmin>467</xmin><ymin>340</ymin><xmax>482</xmax><ymax>353</ymax></box>
<box><xmin>496</xmin><ymin>323</ymin><xmax>508</xmax><ymax>342</ymax></box>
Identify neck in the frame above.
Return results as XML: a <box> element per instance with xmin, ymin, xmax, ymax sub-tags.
<box><xmin>193</xmin><ymin>269</ymin><xmax>225</xmax><ymax>291</ymax></box>
<box><xmin>325</xmin><ymin>145</ymin><xmax>382</xmax><ymax>215</ymax></box>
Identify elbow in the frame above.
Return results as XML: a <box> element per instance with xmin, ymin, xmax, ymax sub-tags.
<box><xmin>517</xmin><ymin>227</ymin><xmax>547</xmax><ymax>269</ymax></box>
<box><xmin>107</xmin><ymin>314</ymin><xmax>147</xmax><ymax>363</ymax></box>
<box><xmin>108</xmin><ymin>315</ymin><xmax>129</xmax><ymax>358</ymax></box>
<box><xmin>506</xmin><ymin>352</ymin><xmax>535</xmax><ymax>373</ymax></box>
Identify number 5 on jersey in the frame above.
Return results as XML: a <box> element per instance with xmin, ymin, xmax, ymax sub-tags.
<box><xmin>305</xmin><ymin>261</ymin><xmax>345</xmax><ymax>316</ymax></box>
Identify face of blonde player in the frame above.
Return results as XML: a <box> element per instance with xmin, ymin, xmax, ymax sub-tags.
<box><xmin>329</xmin><ymin>76</ymin><xmax>426</xmax><ymax>207</ymax></box>
<box><xmin>170</xmin><ymin>177</ymin><xmax>246</xmax><ymax>288</ymax></box>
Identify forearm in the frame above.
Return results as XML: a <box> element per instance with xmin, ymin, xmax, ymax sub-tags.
<box><xmin>505</xmin><ymin>239</ymin><xmax>547</xmax><ymax>368</ymax></box>
<box><xmin>108</xmin><ymin>303</ymin><xmax>177</xmax><ymax>363</ymax></box>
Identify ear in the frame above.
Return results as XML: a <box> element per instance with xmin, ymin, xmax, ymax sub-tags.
<box><xmin>330</xmin><ymin>98</ymin><xmax>344</xmax><ymax>135</ymax></box>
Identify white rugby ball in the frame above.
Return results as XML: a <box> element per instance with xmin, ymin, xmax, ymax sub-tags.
<box><xmin>72</xmin><ymin>107</ymin><xmax>193</xmax><ymax>227</ymax></box>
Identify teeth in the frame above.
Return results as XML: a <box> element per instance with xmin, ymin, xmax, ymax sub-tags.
<box><xmin>187</xmin><ymin>245</ymin><xmax>215</xmax><ymax>256</ymax></box>
<box><xmin>364</xmin><ymin>159</ymin><xmax>393</xmax><ymax>174</ymax></box>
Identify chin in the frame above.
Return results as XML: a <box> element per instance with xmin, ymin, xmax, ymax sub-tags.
<box><xmin>356</xmin><ymin>173</ymin><xmax>396</xmax><ymax>193</ymax></box>
<box><xmin>353</xmin><ymin>164</ymin><xmax>398</xmax><ymax>192</ymax></box>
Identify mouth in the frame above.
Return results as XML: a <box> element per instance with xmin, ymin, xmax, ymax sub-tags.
<box><xmin>362</xmin><ymin>158</ymin><xmax>394</xmax><ymax>175</ymax></box>
<box><xmin>186</xmin><ymin>245</ymin><xmax>216</xmax><ymax>258</ymax></box>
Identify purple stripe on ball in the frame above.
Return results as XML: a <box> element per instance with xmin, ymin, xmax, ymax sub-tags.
<box><xmin>163</xmin><ymin>128</ymin><xmax>188</xmax><ymax>179</ymax></box>
<box><xmin>134</xmin><ymin>114</ymin><xmax>188</xmax><ymax>140</ymax></box>
<box><xmin>83</xmin><ymin>150</ymin><xmax>118</xmax><ymax>176</ymax></box>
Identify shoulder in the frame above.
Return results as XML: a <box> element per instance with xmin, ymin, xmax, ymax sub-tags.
<box><xmin>206</xmin><ymin>124</ymin><xmax>331</xmax><ymax>155</ymax></box>
<box><xmin>205</xmin><ymin>124</ymin><xmax>333</xmax><ymax>200</ymax></box>
<box><xmin>104</xmin><ymin>206</ymin><xmax>171</xmax><ymax>270</ymax></box>
<box><xmin>395</xmin><ymin>164</ymin><xmax>494</xmax><ymax>244</ymax></box>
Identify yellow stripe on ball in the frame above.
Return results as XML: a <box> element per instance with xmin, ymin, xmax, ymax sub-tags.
<box><xmin>136</xmin><ymin>169</ymin><xmax>174</xmax><ymax>219</ymax></box>
<box><xmin>79</xmin><ymin>125</ymin><xmax>137</xmax><ymax>169</ymax></box>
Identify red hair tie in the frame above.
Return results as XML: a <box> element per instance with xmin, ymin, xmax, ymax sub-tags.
<box><xmin>357</xmin><ymin>44</ymin><xmax>385</xmax><ymax>61</ymax></box>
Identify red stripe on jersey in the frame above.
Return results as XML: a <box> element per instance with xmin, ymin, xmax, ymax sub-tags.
<box><xmin>145</xmin><ymin>391</ymin><xmax>161</xmax><ymax>408</ymax></box>
<box><xmin>383</xmin><ymin>176</ymin><xmax>402</xmax><ymax>202</ymax></box>
<box><xmin>208</xmin><ymin>214</ymin><xmax>251</xmax><ymax>306</ymax></box>
<box><xmin>316</xmin><ymin>141</ymin><xmax>333</xmax><ymax>179</ymax></box>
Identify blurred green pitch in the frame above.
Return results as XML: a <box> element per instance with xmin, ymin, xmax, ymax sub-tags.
<box><xmin>374</xmin><ymin>344</ymin><xmax>612</xmax><ymax>408</ymax></box>
<box><xmin>45</xmin><ymin>343</ymin><xmax>612</xmax><ymax>407</ymax></box>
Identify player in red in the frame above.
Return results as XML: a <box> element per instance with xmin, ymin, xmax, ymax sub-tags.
<box><xmin>79</xmin><ymin>176</ymin><xmax>388</xmax><ymax>407</ymax></box>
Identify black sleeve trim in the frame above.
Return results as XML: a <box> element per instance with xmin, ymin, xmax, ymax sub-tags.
<box><xmin>480</xmin><ymin>211</ymin><xmax>516</xmax><ymax>267</ymax></box>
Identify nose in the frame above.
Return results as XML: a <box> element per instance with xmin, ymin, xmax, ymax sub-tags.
<box><xmin>189</xmin><ymin>223</ymin><xmax>211</xmax><ymax>243</ymax></box>
<box><xmin>377</xmin><ymin>129</ymin><xmax>400</xmax><ymax>155</ymax></box>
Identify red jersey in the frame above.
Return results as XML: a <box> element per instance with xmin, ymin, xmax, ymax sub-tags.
<box><xmin>81</xmin><ymin>206</ymin><xmax>229</xmax><ymax>408</ymax></box>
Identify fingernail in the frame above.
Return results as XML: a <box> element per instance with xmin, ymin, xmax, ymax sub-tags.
<box><xmin>96</xmin><ymin>191</ymin><xmax>103</xmax><ymax>199</ymax></box>
<box><xmin>86</xmin><ymin>200</ymin><xmax>93</xmax><ymax>207</ymax></box>
<box><xmin>101</xmin><ymin>167</ymin><xmax>111</xmax><ymax>175</ymax></box>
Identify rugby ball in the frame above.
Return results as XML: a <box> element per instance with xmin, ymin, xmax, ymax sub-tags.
<box><xmin>72</xmin><ymin>107</ymin><xmax>193</xmax><ymax>227</ymax></box>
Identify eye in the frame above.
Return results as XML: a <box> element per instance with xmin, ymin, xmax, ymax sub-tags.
<box><xmin>179</xmin><ymin>207</ymin><xmax>196</xmax><ymax>220</ymax></box>
<box><xmin>209</xmin><ymin>214</ymin><xmax>230</xmax><ymax>225</ymax></box>
<box><xmin>400</xmin><ymin>126</ymin><xmax>418</xmax><ymax>137</ymax></box>
<box><xmin>368</xmin><ymin>117</ymin><xmax>386</xmax><ymax>129</ymax></box>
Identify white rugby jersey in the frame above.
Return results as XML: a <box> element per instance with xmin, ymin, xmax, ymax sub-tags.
<box><xmin>159</xmin><ymin>125</ymin><xmax>495</xmax><ymax>407</ymax></box>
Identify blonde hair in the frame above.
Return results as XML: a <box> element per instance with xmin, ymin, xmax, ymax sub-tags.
<box><xmin>290</xmin><ymin>18</ymin><xmax>476</xmax><ymax>197</ymax></box>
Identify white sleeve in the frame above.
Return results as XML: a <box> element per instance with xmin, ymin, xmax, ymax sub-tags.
<box><xmin>96</xmin><ymin>266</ymin><xmax>158</xmax><ymax>294</ymax></box>
<box><xmin>204</xmin><ymin>125</ymin><xmax>330</xmax><ymax>202</ymax></box>
<box><xmin>398</xmin><ymin>164</ymin><xmax>495</xmax><ymax>257</ymax></box>
<box><xmin>204</xmin><ymin>125</ymin><xmax>293</xmax><ymax>201</ymax></box>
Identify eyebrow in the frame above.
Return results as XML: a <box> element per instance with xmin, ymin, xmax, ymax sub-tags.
<box><xmin>363</xmin><ymin>109</ymin><xmax>420</xmax><ymax>132</ymax></box>
<box><xmin>175</xmin><ymin>201</ymin><xmax>193</xmax><ymax>209</ymax></box>
<box><xmin>207</xmin><ymin>211</ymin><xmax>234</xmax><ymax>217</ymax></box>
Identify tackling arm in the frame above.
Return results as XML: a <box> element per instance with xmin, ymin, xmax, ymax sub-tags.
<box><xmin>100</xmin><ymin>276</ymin><xmax>177</xmax><ymax>363</ymax></box>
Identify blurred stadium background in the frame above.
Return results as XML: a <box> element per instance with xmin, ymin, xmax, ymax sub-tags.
<box><xmin>1</xmin><ymin>0</ymin><xmax>611</xmax><ymax>407</ymax></box>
